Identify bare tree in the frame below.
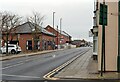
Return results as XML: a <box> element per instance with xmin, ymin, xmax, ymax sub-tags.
<box><xmin>0</xmin><ymin>11</ymin><xmax>21</xmax><ymax>55</ymax></box>
<box><xmin>27</xmin><ymin>11</ymin><xmax>45</xmax><ymax>51</ymax></box>
<box><xmin>28</xmin><ymin>12</ymin><xmax>45</xmax><ymax>26</ymax></box>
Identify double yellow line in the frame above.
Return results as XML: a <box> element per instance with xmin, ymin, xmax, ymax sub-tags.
<box><xmin>43</xmin><ymin>50</ymin><xmax>89</xmax><ymax>80</ymax></box>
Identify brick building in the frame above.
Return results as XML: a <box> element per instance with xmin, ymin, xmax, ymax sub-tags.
<box><xmin>71</xmin><ymin>39</ymin><xmax>89</xmax><ymax>47</ymax></box>
<box><xmin>2</xmin><ymin>22</ymin><xmax>56</xmax><ymax>52</ymax></box>
<box><xmin>45</xmin><ymin>25</ymin><xmax>71</xmax><ymax>48</ymax></box>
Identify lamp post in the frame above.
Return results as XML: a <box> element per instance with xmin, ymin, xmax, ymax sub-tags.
<box><xmin>0</xmin><ymin>29</ymin><xmax>1</xmax><ymax>54</ymax></box>
<box><xmin>60</xmin><ymin>18</ymin><xmax>62</xmax><ymax>49</ymax></box>
<box><xmin>53</xmin><ymin>12</ymin><xmax>55</xmax><ymax>50</ymax></box>
<box><xmin>0</xmin><ymin>14</ymin><xmax>1</xmax><ymax>54</ymax></box>
<box><xmin>40</xmin><ymin>22</ymin><xmax>43</xmax><ymax>51</ymax></box>
<box><xmin>57</xmin><ymin>25</ymin><xmax>59</xmax><ymax>49</ymax></box>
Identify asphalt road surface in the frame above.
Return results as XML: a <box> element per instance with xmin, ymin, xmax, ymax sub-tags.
<box><xmin>2</xmin><ymin>47</ymin><xmax>91</xmax><ymax>80</ymax></box>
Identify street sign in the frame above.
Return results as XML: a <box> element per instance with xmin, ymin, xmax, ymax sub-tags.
<box><xmin>99</xmin><ymin>3</ymin><xmax>108</xmax><ymax>26</ymax></box>
<box><xmin>99</xmin><ymin>2</ymin><xmax>108</xmax><ymax>77</ymax></box>
<box><xmin>89</xmin><ymin>30</ymin><xmax>93</xmax><ymax>37</ymax></box>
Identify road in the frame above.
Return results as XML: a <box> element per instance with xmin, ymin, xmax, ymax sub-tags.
<box><xmin>2</xmin><ymin>47</ymin><xmax>91</xmax><ymax>80</ymax></box>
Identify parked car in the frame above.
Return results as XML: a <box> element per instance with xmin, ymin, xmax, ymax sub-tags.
<box><xmin>1</xmin><ymin>44</ymin><xmax>22</xmax><ymax>54</ymax></box>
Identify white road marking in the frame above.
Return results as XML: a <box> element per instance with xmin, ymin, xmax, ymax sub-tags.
<box><xmin>2</xmin><ymin>56</ymin><xmax>46</xmax><ymax>70</ymax></box>
<box><xmin>2</xmin><ymin>58</ymin><xmax>37</xmax><ymax>70</ymax></box>
<box><xmin>52</xmin><ymin>55</ymin><xmax>56</xmax><ymax>58</ymax></box>
<box><xmin>4</xmin><ymin>61</ymin><xmax>24</xmax><ymax>67</ymax></box>
<box><xmin>2</xmin><ymin>74</ymin><xmax>40</xmax><ymax>79</ymax></box>
<box><xmin>2</xmin><ymin>62</ymin><xmax>24</xmax><ymax>70</ymax></box>
<box><xmin>2</xmin><ymin>56</ymin><xmax>44</xmax><ymax>68</ymax></box>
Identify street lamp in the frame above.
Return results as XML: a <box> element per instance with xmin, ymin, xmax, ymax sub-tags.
<box><xmin>53</xmin><ymin>12</ymin><xmax>55</xmax><ymax>50</ymax></box>
<box><xmin>0</xmin><ymin>30</ymin><xmax>1</xmax><ymax>54</ymax></box>
<box><xmin>60</xmin><ymin>18</ymin><xmax>62</xmax><ymax>49</ymax></box>
<box><xmin>57</xmin><ymin>25</ymin><xmax>59</xmax><ymax>49</ymax></box>
<box><xmin>0</xmin><ymin>14</ymin><xmax>1</xmax><ymax>54</ymax></box>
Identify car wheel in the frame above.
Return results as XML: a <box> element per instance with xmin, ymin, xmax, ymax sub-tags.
<box><xmin>11</xmin><ymin>50</ymin><xmax>16</xmax><ymax>54</ymax></box>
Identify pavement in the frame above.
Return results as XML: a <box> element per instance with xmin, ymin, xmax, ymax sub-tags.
<box><xmin>54</xmin><ymin>49</ymin><xmax>120</xmax><ymax>80</ymax></box>
<box><xmin>0</xmin><ymin>49</ymin><xmax>62</xmax><ymax>61</ymax></box>
<box><xmin>1</xmin><ymin>48</ymin><xmax>120</xmax><ymax>80</ymax></box>
<box><xmin>2</xmin><ymin>48</ymin><xmax>90</xmax><ymax>80</ymax></box>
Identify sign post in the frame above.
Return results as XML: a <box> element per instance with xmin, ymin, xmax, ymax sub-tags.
<box><xmin>99</xmin><ymin>1</ymin><xmax>108</xmax><ymax>76</ymax></box>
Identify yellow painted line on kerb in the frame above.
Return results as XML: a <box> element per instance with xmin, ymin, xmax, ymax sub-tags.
<box><xmin>43</xmin><ymin>50</ymin><xmax>89</xmax><ymax>80</ymax></box>
<box><xmin>43</xmin><ymin>54</ymin><xmax>82</xmax><ymax>80</ymax></box>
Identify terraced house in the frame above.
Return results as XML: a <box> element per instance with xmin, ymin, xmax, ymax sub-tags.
<box><xmin>92</xmin><ymin>0</ymin><xmax>120</xmax><ymax>72</ymax></box>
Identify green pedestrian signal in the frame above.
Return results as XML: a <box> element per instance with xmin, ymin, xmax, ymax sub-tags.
<box><xmin>99</xmin><ymin>3</ymin><xmax>108</xmax><ymax>26</ymax></box>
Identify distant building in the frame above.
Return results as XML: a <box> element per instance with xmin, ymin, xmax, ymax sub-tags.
<box><xmin>71</xmin><ymin>39</ymin><xmax>89</xmax><ymax>47</ymax></box>
<box><xmin>80</xmin><ymin>39</ymin><xmax>87</xmax><ymax>47</ymax></box>
<box><xmin>45</xmin><ymin>25</ymin><xmax>72</xmax><ymax>48</ymax></box>
<box><xmin>71</xmin><ymin>40</ymin><xmax>81</xmax><ymax>47</ymax></box>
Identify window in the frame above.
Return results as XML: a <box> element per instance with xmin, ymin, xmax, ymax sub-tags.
<box><xmin>4</xmin><ymin>45</ymin><xmax>14</xmax><ymax>47</ymax></box>
<box><xmin>37</xmin><ymin>41</ymin><xmax>40</xmax><ymax>50</ymax></box>
<box><xmin>26</xmin><ymin>40</ymin><xmax>32</xmax><ymax>50</ymax></box>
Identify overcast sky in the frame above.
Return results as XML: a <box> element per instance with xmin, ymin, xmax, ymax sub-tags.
<box><xmin>0</xmin><ymin>0</ymin><xmax>94</xmax><ymax>41</ymax></box>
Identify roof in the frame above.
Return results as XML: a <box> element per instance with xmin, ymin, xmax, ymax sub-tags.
<box><xmin>62</xmin><ymin>31</ymin><xmax>71</xmax><ymax>37</ymax></box>
<box><xmin>58</xmin><ymin>30</ymin><xmax>71</xmax><ymax>37</ymax></box>
<box><xmin>46</xmin><ymin>25</ymin><xmax>71</xmax><ymax>38</ymax></box>
<box><xmin>48</xmin><ymin>27</ymin><xmax>71</xmax><ymax>37</ymax></box>
<box><xmin>14</xmin><ymin>22</ymin><xmax>55</xmax><ymax>36</ymax></box>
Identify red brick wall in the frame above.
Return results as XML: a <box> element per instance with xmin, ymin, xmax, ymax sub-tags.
<box><xmin>60</xmin><ymin>34</ymin><xmax>69</xmax><ymax>44</ymax></box>
<box><xmin>42</xmin><ymin>34</ymin><xmax>54</xmax><ymax>50</ymax></box>
<box><xmin>45</xmin><ymin>25</ymin><xmax>58</xmax><ymax>45</ymax></box>
<box><xmin>2</xmin><ymin>33</ymin><xmax>54</xmax><ymax>52</ymax></box>
<box><xmin>19</xmin><ymin>34</ymin><xmax>33</xmax><ymax>52</ymax></box>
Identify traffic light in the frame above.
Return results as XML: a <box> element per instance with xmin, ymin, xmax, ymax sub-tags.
<box><xmin>99</xmin><ymin>3</ymin><xmax>108</xmax><ymax>26</ymax></box>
